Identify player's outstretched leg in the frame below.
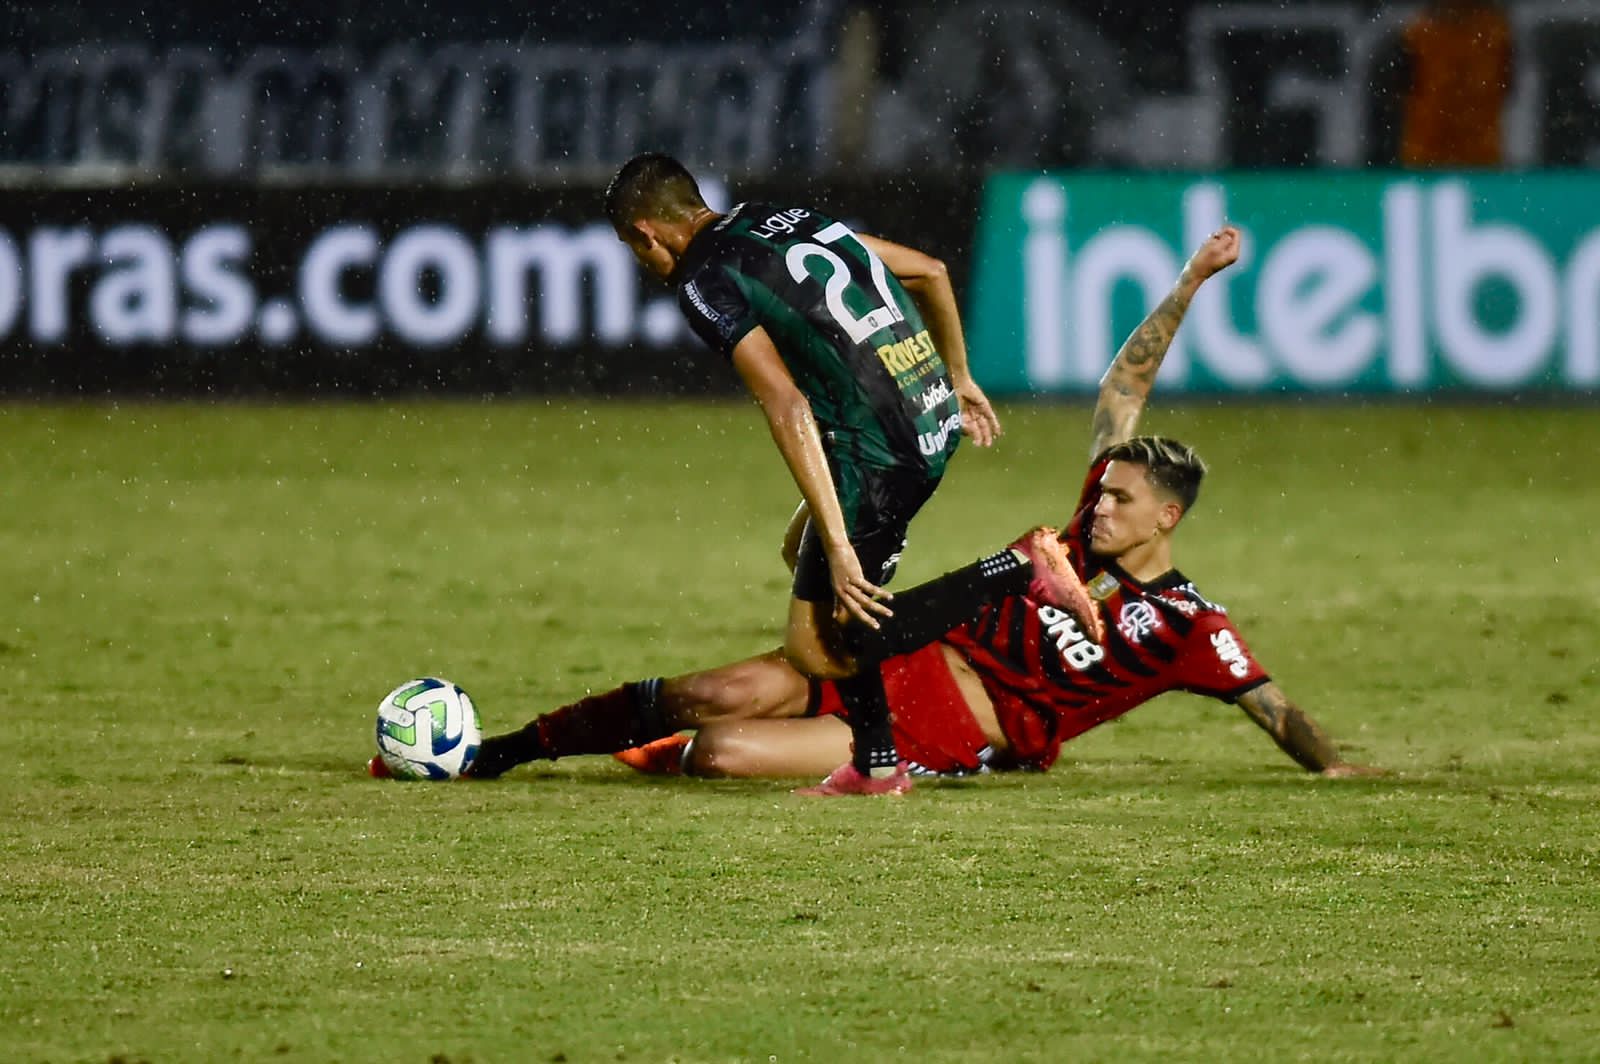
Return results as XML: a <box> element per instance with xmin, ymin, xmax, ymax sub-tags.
<box><xmin>842</xmin><ymin>533</ymin><xmax>1106</xmax><ymax>669</ymax></box>
<box><xmin>463</xmin><ymin>732</ymin><xmax>532</xmax><ymax>781</ymax></box>
<box><xmin>462</xmin><ymin>678</ymin><xmax>669</xmax><ymax>780</ymax></box>
<box><xmin>1007</xmin><ymin>527</ymin><xmax>1105</xmax><ymax>644</ymax></box>
<box><xmin>841</xmin><ymin>546</ymin><xmax>1033</xmax><ymax>666</ymax></box>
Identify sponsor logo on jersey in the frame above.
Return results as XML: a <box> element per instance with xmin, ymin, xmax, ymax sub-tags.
<box><xmin>918</xmin><ymin>378</ymin><xmax>954</xmax><ymax>413</ymax></box>
<box><xmin>1038</xmin><ymin>604</ymin><xmax>1105</xmax><ymax>671</ymax></box>
<box><xmin>1117</xmin><ymin>600</ymin><xmax>1162</xmax><ymax>644</ymax></box>
<box><xmin>1087</xmin><ymin>571</ymin><xmax>1120</xmax><ymax>601</ymax></box>
<box><xmin>917</xmin><ymin>411</ymin><xmax>963</xmax><ymax>457</ymax></box>
<box><xmin>1210</xmin><ymin>629</ymin><xmax>1252</xmax><ymax>679</ymax></box>
<box><xmin>682</xmin><ymin>280</ymin><xmax>736</xmax><ymax>340</ymax></box>
<box><xmin>682</xmin><ymin>280</ymin><xmax>714</xmax><ymax>320</ymax></box>
<box><xmin>876</xmin><ymin>329</ymin><xmax>936</xmax><ymax>376</ymax></box>
<box><xmin>1164</xmin><ymin>595</ymin><xmax>1200</xmax><ymax>617</ymax></box>
<box><xmin>750</xmin><ymin>208</ymin><xmax>812</xmax><ymax>241</ymax></box>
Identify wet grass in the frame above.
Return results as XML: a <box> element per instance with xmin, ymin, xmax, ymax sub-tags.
<box><xmin>2</xmin><ymin>398</ymin><xmax>1597</xmax><ymax>1062</ymax></box>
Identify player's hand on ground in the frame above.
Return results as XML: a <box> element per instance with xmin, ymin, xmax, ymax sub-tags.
<box><xmin>1321</xmin><ymin>762</ymin><xmax>1386</xmax><ymax>779</ymax></box>
<box><xmin>955</xmin><ymin>377</ymin><xmax>1001</xmax><ymax>447</ymax></box>
<box><xmin>827</xmin><ymin>544</ymin><xmax>893</xmax><ymax>628</ymax></box>
<box><xmin>1189</xmin><ymin>225</ymin><xmax>1242</xmax><ymax>280</ymax></box>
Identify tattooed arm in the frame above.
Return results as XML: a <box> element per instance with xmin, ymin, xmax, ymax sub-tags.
<box><xmin>1235</xmin><ymin>681</ymin><xmax>1384</xmax><ymax>777</ymax></box>
<box><xmin>1088</xmin><ymin>226</ymin><xmax>1242</xmax><ymax>460</ymax></box>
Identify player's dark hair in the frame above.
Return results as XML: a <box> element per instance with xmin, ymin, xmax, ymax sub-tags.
<box><xmin>1103</xmin><ymin>436</ymin><xmax>1208</xmax><ymax>513</ymax></box>
<box><xmin>604</xmin><ymin>152</ymin><xmax>707</xmax><ymax>231</ymax></box>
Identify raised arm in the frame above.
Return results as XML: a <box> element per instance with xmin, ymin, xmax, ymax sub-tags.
<box><xmin>859</xmin><ymin>233</ymin><xmax>1000</xmax><ymax>447</ymax></box>
<box><xmin>1235</xmin><ymin>681</ymin><xmax>1383</xmax><ymax>778</ymax></box>
<box><xmin>1089</xmin><ymin>226</ymin><xmax>1241</xmax><ymax>460</ymax></box>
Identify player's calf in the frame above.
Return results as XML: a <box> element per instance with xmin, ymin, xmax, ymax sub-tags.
<box><xmin>842</xmin><ymin>544</ymin><xmax>1035</xmax><ymax>664</ymax></box>
<box><xmin>459</xmin><ymin>679</ymin><xmax>672</xmax><ymax>780</ymax></box>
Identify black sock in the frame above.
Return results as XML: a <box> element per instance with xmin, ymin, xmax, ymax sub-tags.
<box><xmin>475</xmin><ymin>677</ymin><xmax>666</xmax><ymax>776</ymax></box>
<box><xmin>835</xmin><ymin>668</ymin><xmax>898</xmax><ymax>775</ymax></box>
<box><xmin>847</xmin><ymin>548</ymin><xmax>1029</xmax><ymax>663</ymax></box>
<box><xmin>627</xmin><ymin>677</ymin><xmax>666</xmax><ymax>739</ymax></box>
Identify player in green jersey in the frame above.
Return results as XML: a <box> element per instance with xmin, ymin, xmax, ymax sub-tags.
<box><xmin>529</xmin><ymin>152</ymin><xmax>1089</xmax><ymax>795</ymax></box>
<box><xmin>386</xmin><ymin>157</ymin><xmax>1092</xmax><ymax>795</ymax></box>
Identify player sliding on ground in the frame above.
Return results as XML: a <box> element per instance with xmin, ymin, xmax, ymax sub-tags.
<box><xmin>588</xmin><ymin>153</ymin><xmax>1096</xmax><ymax>795</ymax></box>
<box><xmin>431</xmin><ymin>226</ymin><xmax>1379</xmax><ymax>784</ymax></box>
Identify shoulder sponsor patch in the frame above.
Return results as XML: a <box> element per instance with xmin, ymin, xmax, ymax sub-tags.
<box><xmin>681</xmin><ymin>279</ymin><xmax>738</xmax><ymax>341</ymax></box>
<box><xmin>1087</xmin><ymin>571</ymin><xmax>1120</xmax><ymax>601</ymax></box>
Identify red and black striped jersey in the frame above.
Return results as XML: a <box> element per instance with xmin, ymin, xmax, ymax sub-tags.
<box><xmin>943</xmin><ymin>456</ymin><xmax>1269</xmax><ymax>769</ymax></box>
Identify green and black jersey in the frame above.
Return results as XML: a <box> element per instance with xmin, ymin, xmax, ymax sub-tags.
<box><xmin>673</xmin><ymin>201</ymin><xmax>962</xmax><ymax>479</ymax></box>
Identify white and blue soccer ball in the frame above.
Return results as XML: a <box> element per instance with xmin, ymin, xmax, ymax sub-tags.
<box><xmin>374</xmin><ymin>677</ymin><xmax>481</xmax><ymax>780</ymax></box>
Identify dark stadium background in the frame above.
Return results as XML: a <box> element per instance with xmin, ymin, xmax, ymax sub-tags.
<box><xmin>3</xmin><ymin>0</ymin><xmax>1595</xmax><ymax>397</ymax></box>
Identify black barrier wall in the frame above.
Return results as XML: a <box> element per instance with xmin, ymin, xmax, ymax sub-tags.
<box><xmin>0</xmin><ymin>179</ymin><xmax>980</xmax><ymax>396</ymax></box>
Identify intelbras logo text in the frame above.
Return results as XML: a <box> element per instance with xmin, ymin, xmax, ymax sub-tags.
<box><xmin>972</xmin><ymin>174</ymin><xmax>1600</xmax><ymax>394</ymax></box>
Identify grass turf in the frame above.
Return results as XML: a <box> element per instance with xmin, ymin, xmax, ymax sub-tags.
<box><xmin>2</xmin><ymin>398</ymin><xmax>1597</xmax><ymax>1063</ymax></box>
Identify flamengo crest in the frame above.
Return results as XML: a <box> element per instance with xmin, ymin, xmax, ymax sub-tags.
<box><xmin>1117</xmin><ymin>600</ymin><xmax>1162</xmax><ymax>643</ymax></box>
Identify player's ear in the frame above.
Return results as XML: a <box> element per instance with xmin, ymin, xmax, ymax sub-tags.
<box><xmin>632</xmin><ymin>218</ymin><xmax>664</xmax><ymax>248</ymax></box>
<box><xmin>1157</xmin><ymin>499</ymin><xmax>1184</xmax><ymax>534</ymax></box>
<box><xmin>614</xmin><ymin>219</ymin><xmax>651</xmax><ymax>249</ymax></box>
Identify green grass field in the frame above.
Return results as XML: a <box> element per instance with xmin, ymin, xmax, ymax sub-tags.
<box><xmin>3</xmin><ymin>398</ymin><xmax>1597</xmax><ymax>1063</ymax></box>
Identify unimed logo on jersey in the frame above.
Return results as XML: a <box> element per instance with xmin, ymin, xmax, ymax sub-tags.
<box><xmin>916</xmin><ymin>411</ymin><xmax>963</xmax><ymax>457</ymax></box>
<box><xmin>1039</xmin><ymin>605</ymin><xmax>1104</xmax><ymax>671</ymax></box>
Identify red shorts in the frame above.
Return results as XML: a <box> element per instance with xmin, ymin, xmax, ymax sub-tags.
<box><xmin>812</xmin><ymin>643</ymin><xmax>1000</xmax><ymax>775</ymax></box>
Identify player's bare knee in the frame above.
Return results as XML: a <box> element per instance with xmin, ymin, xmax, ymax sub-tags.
<box><xmin>681</xmin><ymin>733</ymin><xmax>717</xmax><ymax>777</ymax></box>
<box><xmin>683</xmin><ymin>731</ymin><xmax>747</xmax><ymax>778</ymax></box>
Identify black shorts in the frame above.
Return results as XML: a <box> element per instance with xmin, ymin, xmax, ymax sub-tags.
<box><xmin>792</xmin><ymin>463</ymin><xmax>940</xmax><ymax>604</ymax></box>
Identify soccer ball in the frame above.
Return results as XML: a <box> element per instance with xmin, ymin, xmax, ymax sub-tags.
<box><xmin>373</xmin><ymin>677</ymin><xmax>481</xmax><ymax>780</ymax></box>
